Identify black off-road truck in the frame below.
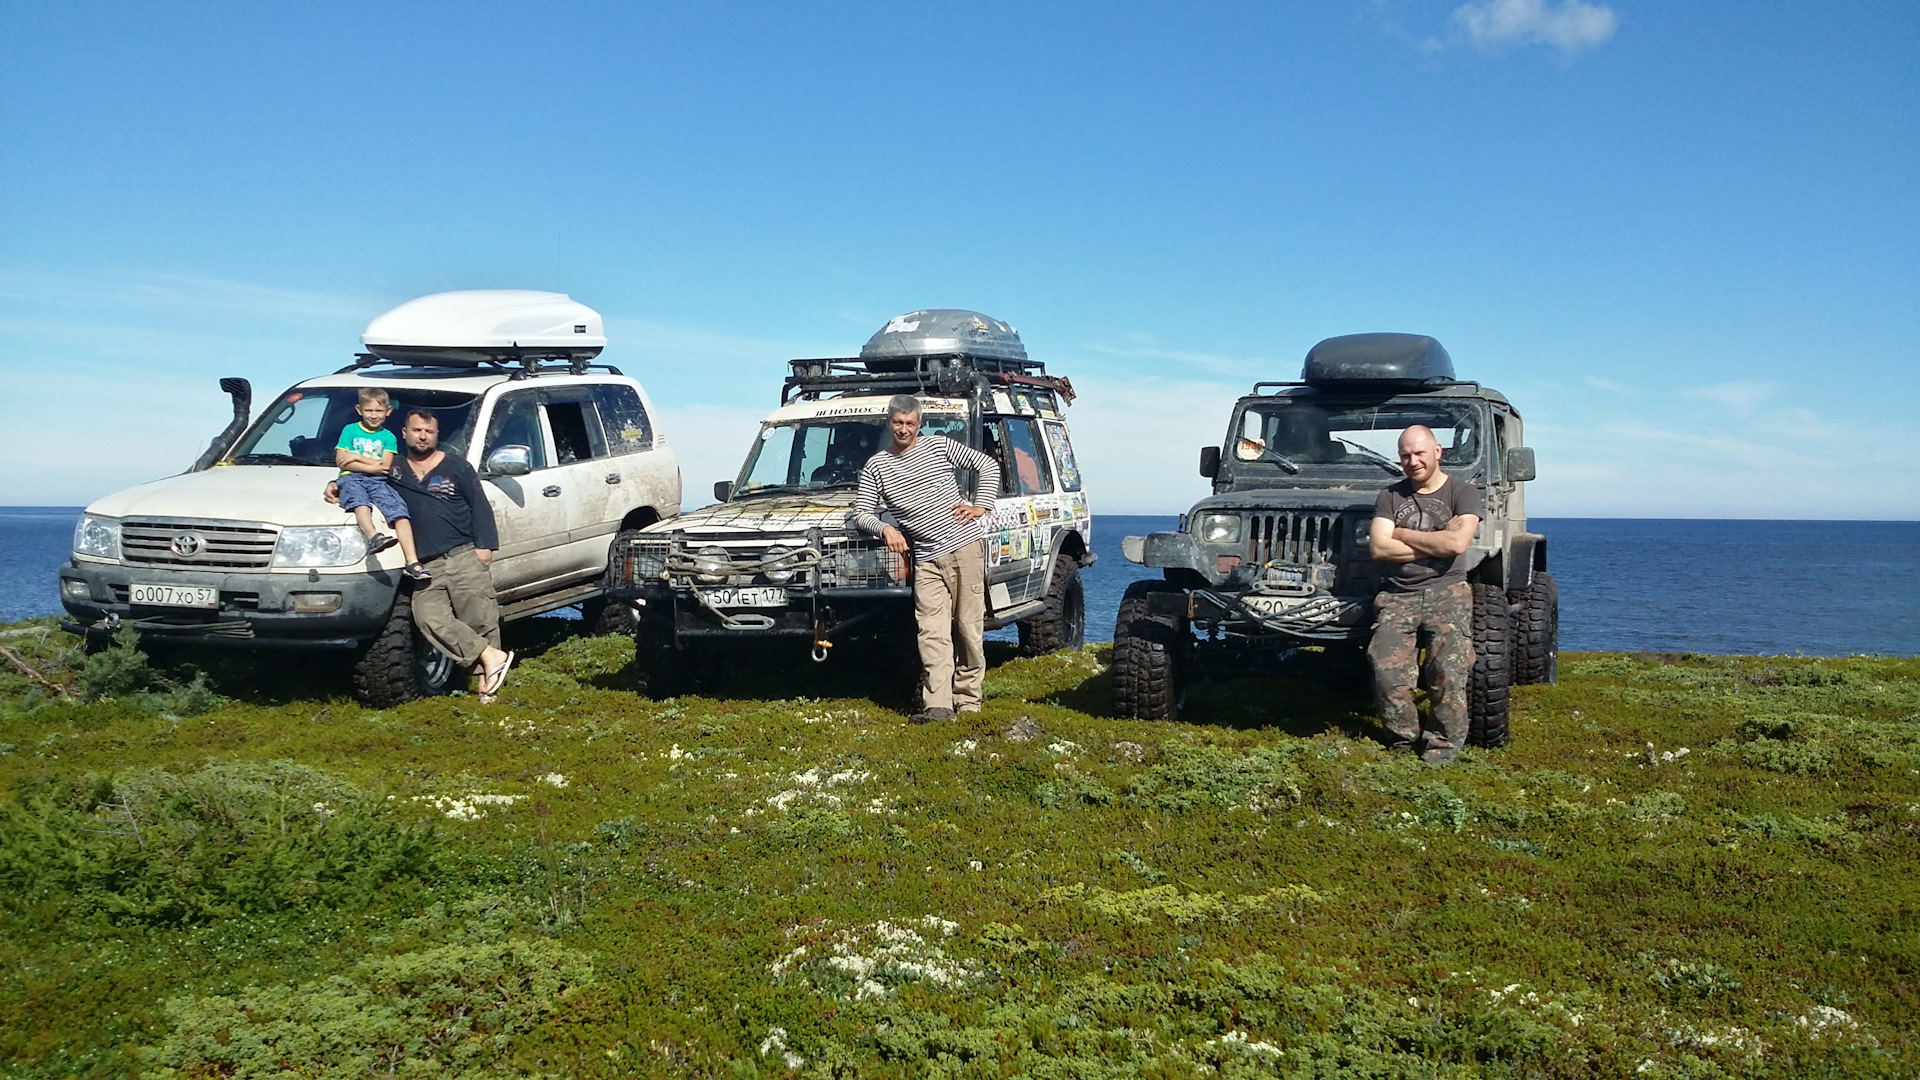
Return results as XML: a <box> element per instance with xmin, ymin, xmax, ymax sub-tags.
<box><xmin>1113</xmin><ymin>333</ymin><xmax>1556</xmax><ymax>746</ymax></box>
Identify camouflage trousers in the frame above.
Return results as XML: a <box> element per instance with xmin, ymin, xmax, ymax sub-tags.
<box><xmin>1368</xmin><ymin>582</ymin><xmax>1474</xmax><ymax>751</ymax></box>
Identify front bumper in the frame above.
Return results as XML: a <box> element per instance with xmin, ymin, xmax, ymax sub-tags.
<box><xmin>1144</xmin><ymin>585</ymin><xmax>1372</xmax><ymax>643</ymax></box>
<box><xmin>635</xmin><ymin>582</ymin><xmax>912</xmax><ymax>644</ymax></box>
<box><xmin>57</xmin><ymin>560</ymin><xmax>398</xmax><ymax>647</ymax></box>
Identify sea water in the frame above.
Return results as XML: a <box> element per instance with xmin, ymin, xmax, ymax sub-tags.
<box><xmin>5</xmin><ymin>507</ymin><xmax>1915</xmax><ymax>656</ymax></box>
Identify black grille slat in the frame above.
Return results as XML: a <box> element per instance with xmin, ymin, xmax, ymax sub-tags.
<box><xmin>122</xmin><ymin>520</ymin><xmax>278</xmax><ymax>569</ymax></box>
<box><xmin>1247</xmin><ymin>512</ymin><xmax>1342</xmax><ymax>565</ymax></box>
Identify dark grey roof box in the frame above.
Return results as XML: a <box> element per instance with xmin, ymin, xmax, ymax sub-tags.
<box><xmin>1302</xmin><ymin>333</ymin><xmax>1455</xmax><ymax>389</ymax></box>
<box><xmin>860</xmin><ymin>309</ymin><xmax>1026</xmax><ymax>371</ymax></box>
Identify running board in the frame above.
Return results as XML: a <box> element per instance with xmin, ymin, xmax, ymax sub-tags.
<box><xmin>984</xmin><ymin>598</ymin><xmax>1047</xmax><ymax>631</ymax></box>
<box><xmin>500</xmin><ymin>583</ymin><xmax>604</xmax><ymax>621</ymax></box>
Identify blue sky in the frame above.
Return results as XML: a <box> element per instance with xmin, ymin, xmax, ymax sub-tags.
<box><xmin>2</xmin><ymin>1</ymin><xmax>1914</xmax><ymax>516</ymax></box>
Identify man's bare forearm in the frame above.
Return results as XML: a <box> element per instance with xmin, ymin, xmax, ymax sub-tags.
<box><xmin>1393</xmin><ymin>520</ymin><xmax>1474</xmax><ymax>558</ymax></box>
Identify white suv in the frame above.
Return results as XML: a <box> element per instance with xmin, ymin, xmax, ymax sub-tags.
<box><xmin>59</xmin><ymin>291</ymin><xmax>681</xmax><ymax>704</ymax></box>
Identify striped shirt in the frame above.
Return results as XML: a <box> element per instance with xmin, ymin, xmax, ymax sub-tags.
<box><xmin>850</xmin><ymin>435</ymin><xmax>1001</xmax><ymax>562</ymax></box>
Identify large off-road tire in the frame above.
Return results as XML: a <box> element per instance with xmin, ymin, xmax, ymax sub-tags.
<box><xmin>1510</xmin><ymin>571</ymin><xmax>1558</xmax><ymax>686</ymax></box>
<box><xmin>634</xmin><ymin>612</ymin><xmax>691</xmax><ymax>699</ymax></box>
<box><xmin>1017</xmin><ymin>555</ymin><xmax>1086</xmax><ymax>656</ymax></box>
<box><xmin>1467</xmin><ymin>581</ymin><xmax>1512</xmax><ymax>748</ymax></box>
<box><xmin>1112</xmin><ymin>580</ymin><xmax>1187</xmax><ymax>721</ymax></box>
<box><xmin>352</xmin><ymin>591</ymin><xmax>459</xmax><ymax>707</ymax></box>
<box><xmin>584</xmin><ymin>595</ymin><xmax>642</xmax><ymax>637</ymax></box>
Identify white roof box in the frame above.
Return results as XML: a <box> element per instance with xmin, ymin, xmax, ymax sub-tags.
<box><xmin>362</xmin><ymin>290</ymin><xmax>607</xmax><ymax>365</ymax></box>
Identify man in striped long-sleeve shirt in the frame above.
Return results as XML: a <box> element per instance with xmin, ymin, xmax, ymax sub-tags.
<box><xmin>850</xmin><ymin>394</ymin><xmax>1003</xmax><ymax>723</ymax></box>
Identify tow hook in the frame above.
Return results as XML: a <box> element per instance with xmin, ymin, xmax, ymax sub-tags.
<box><xmin>811</xmin><ymin>617</ymin><xmax>834</xmax><ymax>662</ymax></box>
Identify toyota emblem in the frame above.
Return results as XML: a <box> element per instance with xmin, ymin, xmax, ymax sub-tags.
<box><xmin>169</xmin><ymin>533</ymin><xmax>205</xmax><ymax>558</ymax></box>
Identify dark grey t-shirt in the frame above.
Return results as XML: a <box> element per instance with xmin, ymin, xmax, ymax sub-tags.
<box><xmin>1373</xmin><ymin>477</ymin><xmax>1483</xmax><ymax>592</ymax></box>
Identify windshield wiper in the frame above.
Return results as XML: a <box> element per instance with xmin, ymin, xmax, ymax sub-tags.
<box><xmin>1258</xmin><ymin>448</ymin><xmax>1300</xmax><ymax>474</ymax></box>
<box><xmin>736</xmin><ymin>483</ymin><xmax>811</xmax><ymax>497</ymax></box>
<box><xmin>232</xmin><ymin>453</ymin><xmax>314</xmax><ymax>466</ymax></box>
<box><xmin>1336</xmin><ymin>439</ymin><xmax>1403</xmax><ymax>475</ymax></box>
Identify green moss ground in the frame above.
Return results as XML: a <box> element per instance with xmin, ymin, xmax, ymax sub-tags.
<box><xmin>0</xmin><ymin>616</ymin><xmax>1915</xmax><ymax>1078</ymax></box>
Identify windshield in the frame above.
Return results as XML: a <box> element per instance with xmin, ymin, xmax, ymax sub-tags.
<box><xmin>734</xmin><ymin>413</ymin><xmax>967</xmax><ymax>497</ymax></box>
<box><xmin>229</xmin><ymin>387</ymin><xmax>481</xmax><ymax>465</ymax></box>
<box><xmin>1234</xmin><ymin>399</ymin><xmax>1483</xmax><ymax>472</ymax></box>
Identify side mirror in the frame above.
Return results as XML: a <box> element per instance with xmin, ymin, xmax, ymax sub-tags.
<box><xmin>484</xmin><ymin>445</ymin><xmax>532</xmax><ymax>477</ymax></box>
<box><xmin>1504</xmin><ymin>446</ymin><xmax>1537</xmax><ymax>482</ymax></box>
<box><xmin>713</xmin><ymin>480</ymin><xmax>734</xmax><ymax>502</ymax></box>
<box><xmin>1199</xmin><ymin>446</ymin><xmax>1221</xmax><ymax>478</ymax></box>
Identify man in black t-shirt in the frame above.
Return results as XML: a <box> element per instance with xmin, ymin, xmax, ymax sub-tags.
<box><xmin>1367</xmin><ymin>425</ymin><xmax>1482</xmax><ymax>764</ymax></box>
<box><xmin>329</xmin><ymin>409</ymin><xmax>514</xmax><ymax>703</ymax></box>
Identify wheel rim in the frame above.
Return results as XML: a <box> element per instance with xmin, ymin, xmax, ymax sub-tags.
<box><xmin>416</xmin><ymin>639</ymin><xmax>458</xmax><ymax>695</ymax></box>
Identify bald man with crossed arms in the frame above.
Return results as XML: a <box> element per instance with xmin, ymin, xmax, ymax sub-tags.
<box><xmin>1367</xmin><ymin>424</ymin><xmax>1482</xmax><ymax>764</ymax></box>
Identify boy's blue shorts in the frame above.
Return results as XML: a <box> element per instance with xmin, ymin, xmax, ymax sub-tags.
<box><xmin>336</xmin><ymin>474</ymin><xmax>409</xmax><ymax>524</ymax></box>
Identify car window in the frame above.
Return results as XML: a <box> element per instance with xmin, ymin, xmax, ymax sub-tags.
<box><xmin>483</xmin><ymin>392</ymin><xmax>549</xmax><ymax>470</ymax></box>
<box><xmin>592</xmin><ymin>384</ymin><xmax>654</xmax><ymax>454</ymax></box>
<box><xmin>545</xmin><ymin>398</ymin><xmax>606</xmax><ymax>464</ymax></box>
<box><xmin>995</xmin><ymin>418</ymin><xmax>1053</xmax><ymax>495</ymax></box>
<box><xmin>1042</xmin><ymin>421</ymin><xmax>1081</xmax><ymax>492</ymax></box>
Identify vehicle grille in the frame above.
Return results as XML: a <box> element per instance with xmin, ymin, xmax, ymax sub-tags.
<box><xmin>1246</xmin><ymin>512</ymin><xmax>1344</xmax><ymax>565</ymax></box>
<box><xmin>122</xmin><ymin>520</ymin><xmax>278</xmax><ymax>569</ymax></box>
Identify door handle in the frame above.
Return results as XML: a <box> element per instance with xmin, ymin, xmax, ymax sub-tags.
<box><xmin>542</xmin><ymin>485</ymin><xmax>562</xmax><ymax>497</ymax></box>
<box><xmin>604</xmin><ymin>473</ymin><xmax>622</xmax><ymax>484</ymax></box>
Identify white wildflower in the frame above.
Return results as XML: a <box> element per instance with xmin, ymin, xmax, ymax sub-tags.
<box><xmin>537</xmin><ymin>772</ymin><xmax>568</xmax><ymax>788</ymax></box>
<box><xmin>1209</xmin><ymin>1030</ymin><xmax>1282</xmax><ymax>1056</ymax></box>
<box><xmin>668</xmin><ymin>744</ymin><xmax>688</xmax><ymax>761</ymax></box>
<box><xmin>758</xmin><ymin>1027</ymin><xmax>804</xmax><ymax>1068</ymax></box>
<box><xmin>1046</xmin><ymin>739</ymin><xmax>1082</xmax><ymax>755</ymax></box>
<box><xmin>311</xmin><ymin>801</ymin><xmax>334</xmax><ymax>819</ymax></box>
<box><xmin>950</xmin><ymin>738</ymin><xmax>979</xmax><ymax>756</ymax></box>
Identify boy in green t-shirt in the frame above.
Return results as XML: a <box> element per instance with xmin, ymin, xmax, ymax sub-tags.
<box><xmin>334</xmin><ymin>388</ymin><xmax>429</xmax><ymax>581</ymax></box>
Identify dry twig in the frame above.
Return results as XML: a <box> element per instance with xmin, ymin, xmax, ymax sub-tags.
<box><xmin>0</xmin><ymin>646</ymin><xmax>73</xmax><ymax>698</ymax></box>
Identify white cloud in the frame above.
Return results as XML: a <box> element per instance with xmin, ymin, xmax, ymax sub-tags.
<box><xmin>1583</xmin><ymin>374</ymin><xmax>1635</xmax><ymax>395</ymax></box>
<box><xmin>652</xmin><ymin>403</ymin><xmax>767</xmax><ymax>506</ymax></box>
<box><xmin>1684</xmin><ymin>380</ymin><xmax>1777</xmax><ymax>417</ymax></box>
<box><xmin>1453</xmin><ymin>0</ymin><xmax>1617</xmax><ymax>53</ymax></box>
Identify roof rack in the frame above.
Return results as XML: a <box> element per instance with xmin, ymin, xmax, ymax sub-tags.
<box><xmin>781</xmin><ymin>354</ymin><xmax>1075</xmax><ymax>406</ymax></box>
<box><xmin>337</xmin><ymin>353</ymin><xmax>625</xmax><ymax>379</ymax></box>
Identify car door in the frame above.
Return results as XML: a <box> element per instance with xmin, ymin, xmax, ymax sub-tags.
<box><xmin>586</xmin><ymin>381</ymin><xmax>676</xmax><ymax>539</ymax></box>
<box><xmin>473</xmin><ymin>389</ymin><xmax>574</xmax><ymax>600</ymax></box>
<box><xmin>537</xmin><ymin>386</ymin><xmax>625</xmax><ymax>582</ymax></box>
<box><xmin>981</xmin><ymin>414</ymin><xmax>1056</xmax><ymax>612</ymax></box>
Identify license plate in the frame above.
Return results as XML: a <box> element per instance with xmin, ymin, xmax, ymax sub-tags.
<box><xmin>1240</xmin><ymin>594</ymin><xmax>1305</xmax><ymax>615</ymax></box>
<box><xmin>129</xmin><ymin>583</ymin><xmax>218</xmax><ymax>608</ymax></box>
<box><xmin>698</xmin><ymin>586</ymin><xmax>788</xmax><ymax>608</ymax></box>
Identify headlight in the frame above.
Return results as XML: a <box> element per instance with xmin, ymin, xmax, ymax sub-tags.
<box><xmin>272</xmin><ymin>526</ymin><xmax>370</xmax><ymax>568</ymax></box>
<box><xmin>1197</xmin><ymin>513</ymin><xmax>1243</xmax><ymax>545</ymax></box>
<box><xmin>692</xmin><ymin>545</ymin><xmax>732</xmax><ymax>584</ymax></box>
<box><xmin>761</xmin><ymin>545</ymin><xmax>799</xmax><ymax>585</ymax></box>
<box><xmin>73</xmin><ymin>515</ymin><xmax>121</xmax><ymax>560</ymax></box>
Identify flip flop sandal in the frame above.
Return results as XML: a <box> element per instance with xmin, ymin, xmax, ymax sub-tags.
<box><xmin>477</xmin><ymin>651</ymin><xmax>515</xmax><ymax>703</ymax></box>
<box><xmin>403</xmin><ymin>563</ymin><xmax>433</xmax><ymax>582</ymax></box>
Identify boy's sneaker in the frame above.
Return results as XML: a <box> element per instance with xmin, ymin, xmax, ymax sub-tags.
<box><xmin>403</xmin><ymin>563</ymin><xmax>432</xmax><ymax>582</ymax></box>
<box><xmin>367</xmin><ymin>534</ymin><xmax>399</xmax><ymax>554</ymax></box>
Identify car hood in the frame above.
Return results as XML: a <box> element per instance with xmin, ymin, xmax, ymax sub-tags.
<box><xmin>643</xmin><ymin>493</ymin><xmax>862</xmax><ymax>538</ymax></box>
<box><xmin>85</xmin><ymin>465</ymin><xmax>352</xmax><ymax>526</ymax></box>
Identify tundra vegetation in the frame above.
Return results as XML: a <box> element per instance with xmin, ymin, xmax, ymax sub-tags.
<box><xmin>0</xmin><ymin>616</ymin><xmax>1914</xmax><ymax>1078</ymax></box>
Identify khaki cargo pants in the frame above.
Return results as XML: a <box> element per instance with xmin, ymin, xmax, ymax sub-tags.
<box><xmin>913</xmin><ymin>542</ymin><xmax>986</xmax><ymax>712</ymax></box>
<box><xmin>1368</xmin><ymin>582</ymin><xmax>1474</xmax><ymax>752</ymax></box>
<box><xmin>412</xmin><ymin>544</ymin><xmax>501</xmax><ymax>670</ymax></box>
